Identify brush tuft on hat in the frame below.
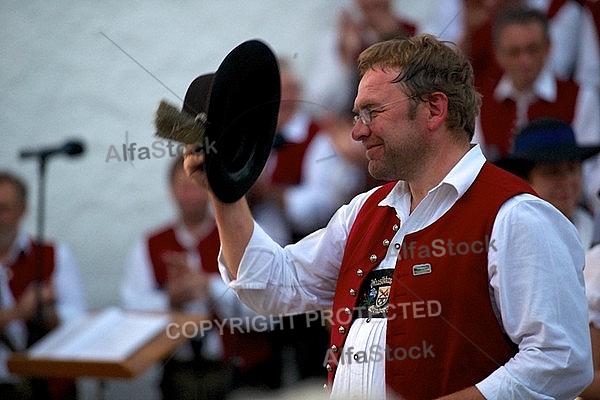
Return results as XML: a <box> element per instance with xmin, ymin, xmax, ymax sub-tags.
<box><xmin>154</xmin><ymin>100</ymin><xmax>206</xmax><ymax>144</ymax></box>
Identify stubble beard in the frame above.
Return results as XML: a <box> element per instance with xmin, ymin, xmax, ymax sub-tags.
<box><xmin>368</xmin><ymin>127</ymin><xmax>430</xmax><ymax>183</ymax></box>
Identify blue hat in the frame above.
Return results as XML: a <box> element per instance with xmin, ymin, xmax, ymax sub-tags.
<box><xmin>495</xmin><ymin>118</ymin><xmax>600</xmax><ymax>178</ymax></box>
<box><xmin>509</xmin><ymin>118</ymin><xmax>600</xmax><ymax>162</ymax></box>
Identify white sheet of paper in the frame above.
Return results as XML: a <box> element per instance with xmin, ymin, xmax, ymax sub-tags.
<box><xmin>28</xmin><ymin>307</ymin><xmax>170</xmax><ymax>361</ymax></box>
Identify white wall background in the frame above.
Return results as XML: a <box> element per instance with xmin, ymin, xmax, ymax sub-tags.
<box><xmin>0</xmin><ymin>0</ymin><xmax>439</xmax><ymax>310</ymax></box>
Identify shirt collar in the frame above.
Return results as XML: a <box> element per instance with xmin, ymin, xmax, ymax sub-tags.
<box><xmin>173</xmin><ymin>216</ymin><xmax>216</xmax><ymax>250</ymax></box>
<box><xmin>378</xmin><ymin>144</ymin><xmax>486</xmax><ymax>210</ymax></box>
<box><xmin>494</xmin><ymin>66</ymin><xmax>556</xmax><ymax>103</ymax></box>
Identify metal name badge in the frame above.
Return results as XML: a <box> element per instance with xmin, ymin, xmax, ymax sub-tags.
<box><xmin>412</xmin><ymin>263</ymin><xmax>432</xmax><ymax>276</ymax></box>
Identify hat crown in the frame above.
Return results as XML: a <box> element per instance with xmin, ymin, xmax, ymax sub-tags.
<box><xmin>512</xmin><ymin>118</ymin><xmax>576</xmax><ymax>157</ymax></box>
<box><xmin>182</xmin><ymin>73</ymin><xmax>215</xmax><ymax>117</ymax></box>
<box><xmin>506</xmin><ymin>117</ymin><xmax>600</xmax><ymax>163</ymax></box>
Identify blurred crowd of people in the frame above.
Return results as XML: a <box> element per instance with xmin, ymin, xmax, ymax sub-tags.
<box><xmin>2</xmin><ymin>0</ymin><xmax>600</xmax><ymax>398</ymax></box>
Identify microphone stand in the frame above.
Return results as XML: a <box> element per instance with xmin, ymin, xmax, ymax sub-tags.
<box><xmin>19</xmin><ymin>140</ymin><xmax>84</xmax><ymax>347</ymax></box>
<box><xmin>27</xmin><ymin>154</ymin><xmax>50</xmax><ymax>347</ymax></box>
<box><xmin>19</xmin><ymin>141</ymin><xmax>84</xmax><ymax>399</ymax></box>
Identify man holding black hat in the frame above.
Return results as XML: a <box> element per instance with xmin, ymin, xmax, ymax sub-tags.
<box><xmin>496</xmin><ymin>117</ymin><xmax>600</xmax><ymax>249</ymax></box>
<box><xmin>176</xmin><ymin>36</ymin><xmax>592</xmax><ymax>398</ymax></box>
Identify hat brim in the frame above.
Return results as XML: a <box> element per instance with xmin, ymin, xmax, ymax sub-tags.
<box><xmin>513</xmin><ymin>145</ymin><xmax>600</xmax><ymax>163</ymax></box>
<box><xmin>495</xmin><ymin>145</ymin><xmax>600</xmax><ymax>178</ymax></box>
<box><xmin>205</xmin><ymin>40</ymin><xmax>280</xmax><ymax>203</ymax></box>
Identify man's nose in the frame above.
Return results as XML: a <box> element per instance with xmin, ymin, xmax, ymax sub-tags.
<box><xmin>351</xmin><ymin>120</ymin><xmax>370</xmax><ymax>142</ymax></box>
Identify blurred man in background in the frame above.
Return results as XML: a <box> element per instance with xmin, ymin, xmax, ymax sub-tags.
<box><xmin>0</xmin><ymin>171</ymin><xmax>86</xmax><ymax>399</ymax></box>
<box><xmin>121</xmin><ymin>158</ymin><xmax>279</xmax><ymax>399</ymax></box>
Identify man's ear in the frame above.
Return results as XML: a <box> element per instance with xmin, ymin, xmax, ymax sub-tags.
<box><xmin>424</xmin><ymin>92</ymin><xmax>448</xmax><ymax>131</ymax></box>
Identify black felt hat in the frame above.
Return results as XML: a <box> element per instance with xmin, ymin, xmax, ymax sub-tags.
<box><xmin>155</xmin><ymin>39</ymin><xmax>281</xmax><ymax>203</ymax></box>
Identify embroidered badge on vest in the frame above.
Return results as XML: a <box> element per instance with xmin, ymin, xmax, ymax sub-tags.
<box><xmin>355</xmin><ymin>269</ymin><xmax>393</xmax><ymax>319</ymax></box>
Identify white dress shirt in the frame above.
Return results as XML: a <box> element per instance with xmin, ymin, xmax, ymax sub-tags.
<box><xmin>220</xmin><ymin>145</ymin><xmax>592</xmax><ymax>399</ymax></box>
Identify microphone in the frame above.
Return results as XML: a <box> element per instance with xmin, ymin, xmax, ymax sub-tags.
<box><xmin>20</xmin><ymin>139</ymin><xmax>85</xmax><ymax>159</ymax></box>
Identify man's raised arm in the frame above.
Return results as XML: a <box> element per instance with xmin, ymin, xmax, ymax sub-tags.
<box><xmin>183</xmin><ymin>153</ymin><xmax>252</xmax><ymax>279</ymax></box>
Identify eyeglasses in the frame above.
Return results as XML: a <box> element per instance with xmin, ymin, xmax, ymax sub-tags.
<box><xmin>352</xmin><ymin>96</ymin><xmax>415</xmax><ymax>126</ymax></box>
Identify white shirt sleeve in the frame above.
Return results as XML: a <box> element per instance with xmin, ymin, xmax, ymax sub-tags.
<box><xmin>477</xmin><ymin>194</ymin><xmax>593</xmax><ymax>399</ymax></box>
<box><xmin>585</xmin><ymin>244</ymin><xmax>600</xmax><ymax>328</ymax></box>
<box><xmin>208</xmin><ymin>275</ymin><xmax>257</xmax><ymax>321</ymax></box>
<box><xmin>547</xmin><ymin>1</ymin><xmax>582</xmax><ymax>81</ymax></box>
<box><xmin>575</xmin><ymin>5</ymin><xmax>600</xmax><ymax>88</ymax></box>
<box><xmin>120</xmin><ymin>239</ymin><xmax>169</xmax><ymax>311</ymax></box>
<box><xmin>52</xmin><ymin>242</ymin><xmax>87</xmax><ymax>323</ymax></box>
<box><xmin>572</xmin><ymin>85</ymin><xmax>600</xmax><ymax>214</ymax></box>
<box><xmin>219</xmin><ymin>190</ymin><xmax>374</xmax><ymax>315</ymax></box>
<box><xmin>573</xmin><ymin>86</ymin><xmax>600</xmax><ymax>147</ymax></box>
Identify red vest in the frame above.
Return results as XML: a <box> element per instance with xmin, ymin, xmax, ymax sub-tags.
<box><xmin>147</xmin><ymin>225</ymin><xmax>220</xmax><ymax>288</ymax></box>
<box><xmin>479</xmin><ymin>79</ymin><xmax>579</xmax><ymax>157</ymax></box>
<box><xmin>328</xmin><ymin>162</ymin><xmax>536</xmax><ymax>399</ymax></box>
<box><xmin>8</xmin><ymin>241</ymin><xmax>55</xmax><ymax>299</ymax></box>
<box><xmin>270</xmin><ymin>121</ymin><xmax>320</xmax><ymax>185</ymax></box>
<box><xmin>7</xmin><ymin>241</ymin><xmax>75</xmax><ymax>396</ymax></box>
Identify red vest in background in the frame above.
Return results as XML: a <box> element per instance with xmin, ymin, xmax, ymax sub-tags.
<box><xmin>328</xmin><ymin>162</ymin><xmax>536</xmax><ymax>399</ymax></box>
<box><xmin>8</xmin><ymin>241</ymin><xmax>55</xmax><ymax>299</ymax></box>
<box><xmin>145</xmin><ymin>224</ymin><xmax>273</xmax><ymax>371</ymax></box>
<box><xmin>147</xmin><ymin>225</ymin><xmax>220</xmax><ymax>288</ymax></box>
<box><xmin>479</xmin><ymin>79</ymin><xmax>579</xmax><ymax>158</ymax></box>
<box><xmin>7</xmin><ymin>241</ymin><xmax>75</xmax><ymax>396</ymax></box>
<box><xmin>269</xmin><ymin>121</ymin><xmax>320</xmax><ymax>185</ymax></box>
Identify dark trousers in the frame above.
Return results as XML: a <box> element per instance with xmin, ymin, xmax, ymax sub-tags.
<box><xmin>160</xmin><ymin>358</ymin><xmax>232</xmax><ymax>400</ymax></box>
<box><xmin>0</xmin><ymin>378</ymin><xmax>76</xmax><ymax>400</ymax></box>
<box><xmin>272</xmin><ymin>312</ymin><xmax>329</xmax><ymax>385</ymax></box>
